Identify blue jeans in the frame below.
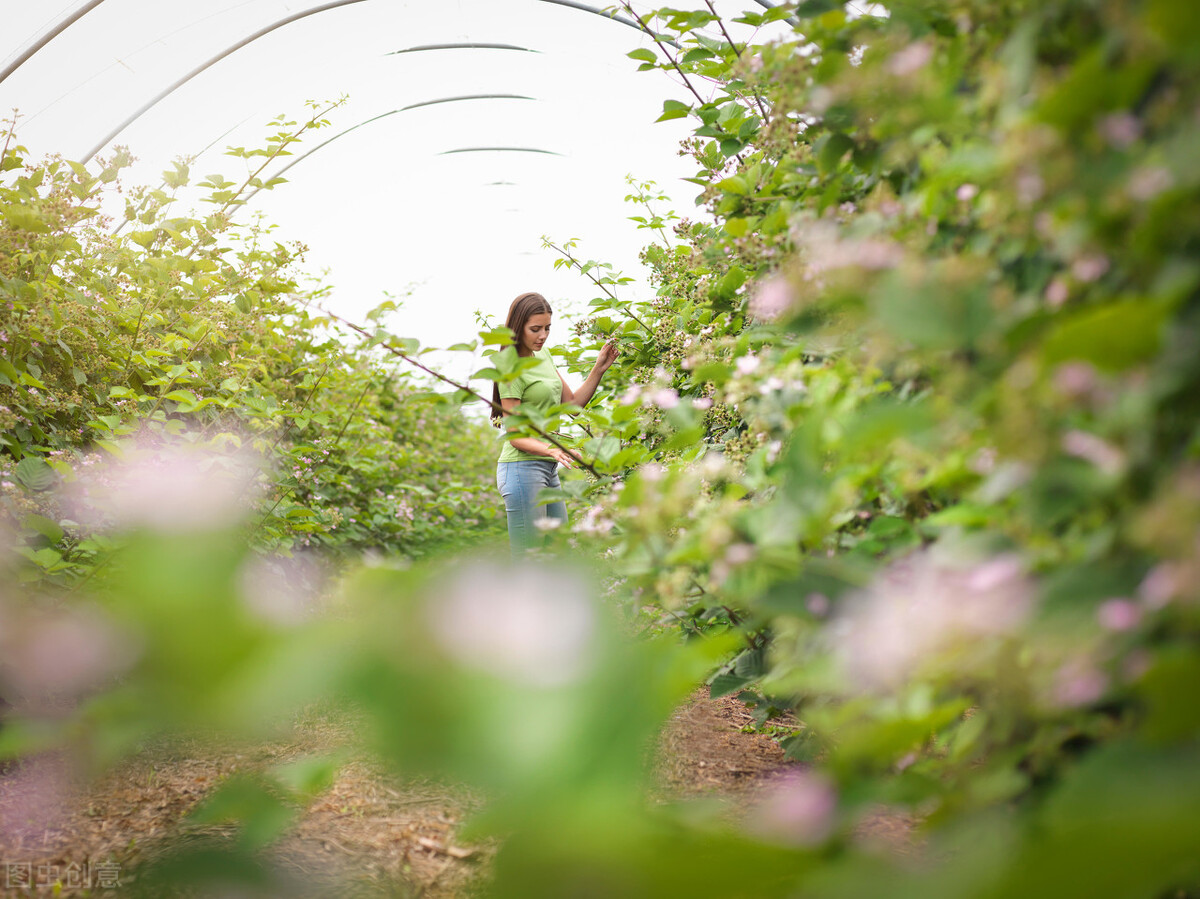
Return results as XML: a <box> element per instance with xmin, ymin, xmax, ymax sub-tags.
<box><xmin>496</xmin><ymin>460</ymin><xmax>568</xmax><ymax>554</ymax></box>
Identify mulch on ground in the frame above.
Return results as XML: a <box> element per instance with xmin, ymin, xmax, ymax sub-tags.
<box><xmin>1</xmin><ymin>688</ymin><xmax>917</xmax><ymax>896</ymax></box>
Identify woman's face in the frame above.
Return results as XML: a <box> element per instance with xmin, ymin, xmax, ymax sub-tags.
<box><xmin>520</xmin><ymin>313</ymin><xmax>551</xmax><ymax>354</ymax></box>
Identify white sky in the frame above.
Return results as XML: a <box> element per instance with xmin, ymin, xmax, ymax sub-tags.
<box><xmin>1</xmin><ymin>0</ymin><xmax>784</xmax><ymax>388</ymax></box>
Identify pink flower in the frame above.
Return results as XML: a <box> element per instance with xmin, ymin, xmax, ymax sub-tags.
<box><xmin>620</xmin><ymin>384</ymin><xmax>643</xmax><ymax>406</ymax></box>
<box><xmin>1097</xmin><ymin>599</ymin><xmax>1141</xmax><ymax>632</ymax></box>
<box><xmin>1052</xmin><ymin>658</ymin><xmax>1107</xmax><ymax>708</ymax></box>
<box><xmin>748</xmin><ymin>276</ymin><xmax>794</xmax><ymax>322</ymax></box>
<box><xmin>1062</xmin><ymin>430</ymin><xmax>1125</xmax><ymax>476</ymax></box>
<box><xmin>651</xmin><ymin>388</ymin><xmax>679</xmax><ymax>409</ymax></box>
<box><xmin>748</xmin><ymin>771</ymin><xmax>837</xmax><ymax>846</ymax></box>
<box><xmin>806</xmin><ymin>593</ymin><xmax>830</xmax><ymax>617</ymax></box>
<box><xmin>1053</xmin><ymin>362</ymin><xmax>1099</xmax><ymax>400</ymax></box>
<box><xmin>693</xmin><ymin>397</ymin><xmax>713</xmax><ymax>411</ymax></box>
<box><xmin>239</xmin><ymin>553</ymin><xmax>326</xmax><ymax>627</ymax></box>
<box><xmin>956</xmin><ymin>183</ymin><xmax>979</xmax><ymax>202</ymax></box>
<box><xmin>1045</xmin><ymin>277</ymin><xmax>1070</xmax><ymax>307</ymax></box>
<box><xmin>832</xmin><ymin>551</ymin><xmax>1034</xmax><ymax>690</ymax></box>
<box><xmin>887</xmin><ymin>41</ymin><xmax>933</xmax><ymax>76</ymax></box>
<box><xmin>1127</xmin><ymin>166</ymin><xmax>1173</xmax><ymax>201</ymax></box>
<box><xmin>736</xmin><ymin>355</ymin><xmax>760</xmax><ymax>375</ymax></box>
<box><xmin>426</xmin><ymin>564</ymin><xmax>596</xmax><ymax>688</ymax></box>
<box><xmin>1138</xmin><ymin>564</ymin><xmax>1179</xmax><ymax>609</ymax></box>
<box><xmin>63</xmin><ymin>441</ymin><xmax>259</xmax><ymax>534</ymax></box>
<box><xmin>725</xmin><ymin>543</ymin><xmax>755</xmax><ymax>566</ymax></box>
<box><xmin>1071</xmin><ymin>254</ymin><xmax>1110</xmax><ymax>283</ymax></box>
<box><xmin>1099</xmin><ymin>113</ymin><xmax>1142</xmax><ymax>148</ymax></box>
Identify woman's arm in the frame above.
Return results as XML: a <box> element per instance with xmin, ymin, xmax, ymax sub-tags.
<box><xmin>559</xmin><ymin>339</ymin><xmax>619</xmax><ymax>407</ymax></box>
<box><xmin>500</xmin><ymin>397</ymin><xmax>581</xmax><ymax>467</ymax></box>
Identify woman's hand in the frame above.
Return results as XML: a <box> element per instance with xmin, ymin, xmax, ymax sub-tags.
<box><xmin>549</xmin><ymin>447</ymin><xmax>583</xmax><ymax>468</ymax></box>
<box><xmin>595</xmin><ymin>339</ymin><xmax>620</xmax><ymax>374</ymax></box>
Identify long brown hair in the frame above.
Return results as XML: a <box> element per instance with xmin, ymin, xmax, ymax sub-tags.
<box><xmin>491</xmin><ymin>292</ymin><xmax>552</xmax><ymax>425</ymax></box>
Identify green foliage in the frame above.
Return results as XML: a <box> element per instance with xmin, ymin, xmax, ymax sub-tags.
<box><xmin>4</xmin><ymin>1</ymin><xmax>1200</xmax><ymax>895</ymax></box>
<box><xmin>0</xmin><ymin>108</ymin><xmax>503</xmax><ymax>584</ymax></box>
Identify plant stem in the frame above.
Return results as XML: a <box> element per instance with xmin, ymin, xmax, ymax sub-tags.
<box><xmin>542</xmin><ymin>238</ymin><xmax>653</xmax><ymax>334</ymax></box>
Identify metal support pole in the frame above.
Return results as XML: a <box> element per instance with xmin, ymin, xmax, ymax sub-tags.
<box><xmin>83</xmin><ymin>0</ymin><xmax>372</xmax><ymax>160</ymax></box>
<box><xmin>0</xmin><ymin>0</ymin><xmax>109</xmax><ymax>86</ymax></box>
<box><xmin>241</xmin><ymin>95</ymin><xmax>537</xmax><ymax>204</ymax></box>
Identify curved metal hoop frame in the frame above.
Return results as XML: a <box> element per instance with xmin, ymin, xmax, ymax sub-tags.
<box><xmin>82</xmin><ymin>0</ymin><xmax>372</xmax><ymax>159</ymax></box>
<box><xmin>241</xmin><ymin>94</ymin><xmax>540</xmax><ymax>204</ymax></box>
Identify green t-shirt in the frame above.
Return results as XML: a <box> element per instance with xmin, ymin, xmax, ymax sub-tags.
<box><xmin>497</xmin><ymin>347</ymin><xmax>564</xmax><ymax>463</ymax></box>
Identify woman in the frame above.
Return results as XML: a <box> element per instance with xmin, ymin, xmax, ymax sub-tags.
<box><xmin>493</xmin><ymin>291</ymin><xmax>619</xmax><ymax>555</ymax></box>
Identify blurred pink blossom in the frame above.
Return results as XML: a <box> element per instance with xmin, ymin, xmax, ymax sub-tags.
<box><xmin>427</xmin><ymin>564</ymin><xmax>597</xmax><ymax>688</ymax></box>
<box><xmin>748</xmin><ymin>771</ymin><xmax>837</xmax><ymax>846</ymax></box>
<box><xmin>1062</xmin><ymin>430</ymin><xmax>1125</xmax><ymax>476</ymax></box>
<box><xmin>1016</xmin><ymin>171</ymin><xmax>1045</xmax><ymax>206</ymax></box>
<box><xmin>641</xmin><ymin>462</ymin><xmax>666</xmax><ymax>483</ymax></box>
<box><xmin>1051</xmin><ymin>658</ymin><xmax>1107</xmax><ymax>708</ymax></box>
<box><xmin>1045</xmin><ymin>277</ymin><xmax>1070</xmax><ymax>308</ymax></box>
<box><xmin>887</xmin><ymin>41</ymin><xmax>933</xmax><ymax>76</ymax></box>
<box><xmin>693</xmin><ymin>397</ymin><xmax>714</xmax><ymax>411</ymax></box>
<box><xmin>63</xmin><ymin>441</ymin><xmax>259</xmax><ymax>534</ymax></box>
<box><xmin>725</xmin><ymin>543</ymin><xmax>756</xmax><ymax>566</ymax></box>
<box><xmin>736</xmin><ymin>355</ymin><xmax>760</xmax><ymax>375</ymax></box>
<box><xmin>1099</xmin><ymin>112</ymin><xmax>1142</xmax><ymax>148</ymax></box>
<box><xmin>806</xmin><ymin>593</ymin><xmax>830</xmax><ymax>617</ymax></box>
<box><xmin>1138</xmin><ymin>563</ymin><xmax>1179</xmax><ymax>609</ymax></box>
<box><xmin>792</xmin><ymin>220</ymin><xmax>903</xmax><ymax>274</ymax></box>
<box><xmin>1097</xmin><ymin>598</ymin><xmax>1141</xmax><ymax>632</ymax></box>
<box><xmin>832</xmin><ymin>550</ymin><xmax>1034</xmax><ymax>690</ymax></box>
<box><xmin>1127</xmin><ymin>166</ymin><xmax>1173</xmax><ymax>201</ymax></box>
<box><xmin>1071</xmin><ymin>254</ymin><xmax>1110</xmax><ymax>283</ymax></box>
<box><xmin>651</xmin><ymin>388</ymin><xmax>680</xmax><ymax>409</ymax></box>
<box><xmin>1052</xmin><ymin>362</ymin><xmax>1099</xmax><ymax>400</ymax></box>
<box><xmin>956</xmin><ymin>183</ymin><xmax>979</xmax><ymax>202</ymax></box>
<box><xmin>620</xmin><ymin>384</ymin><xmax>643</xmax><ymax>406</ymax></box>
<box><xmin>748</xmin><ymin>276</ymin><xmax>794</xmax><ymax>321</ymax></box>
<box><xmin>0</xmin><ymin>606</ymin><xmax>137</xmax><ymax>701</ymax></box>
<box><xmin>238</xmin><ymin>553</ymin><xmax>326</xmax><ymax>627</ymax></box>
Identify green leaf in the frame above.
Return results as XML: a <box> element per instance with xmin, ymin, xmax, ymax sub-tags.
<box><xmin>22</xmin><ymin>513</ymin><xmax>64</xmax><ymax>544</ymax></box>
<box><xmin>1043</xmin><ymin>298</ymin><xmax>1170</xmax><ymax>372</ymax></box>
<box><xmin>816</xmin><ymin>132</ymin><xmax>855</xmax><ymax>175</ymax></box>
<box><xmin>15</xmin><ymin>457</ymin><xmax>56</xmax><ymax>492</ymax></box>
<box><xmin>710</xmin><ymin>672</ymin><xmax>755</xmax><ymax>699</ymax></box>
<box><xmin>657</xmin><ymin>100</ymin><xmax>692</xmax><ymax>122</ymax></box>
<box><xmin>627</xmin><ymin>48</ymin><xmax>658</xmax><ymax>63</ymax></box>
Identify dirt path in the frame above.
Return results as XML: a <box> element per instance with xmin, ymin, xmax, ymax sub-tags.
<box><xmin>0</xmin><ymin>689</ymin><xmax>813</xmax><ymax>896</ymax></box>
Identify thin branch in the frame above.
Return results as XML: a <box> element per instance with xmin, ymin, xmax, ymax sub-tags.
<box><xmin>618</xmin><ymin>1</ymin><xmax>708</xmax><ymax>107</ymax></box>
<box><xmin>541</xmin><ymin>238</ymin><xmax>653</xmax><ymax>334</ymax></box>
